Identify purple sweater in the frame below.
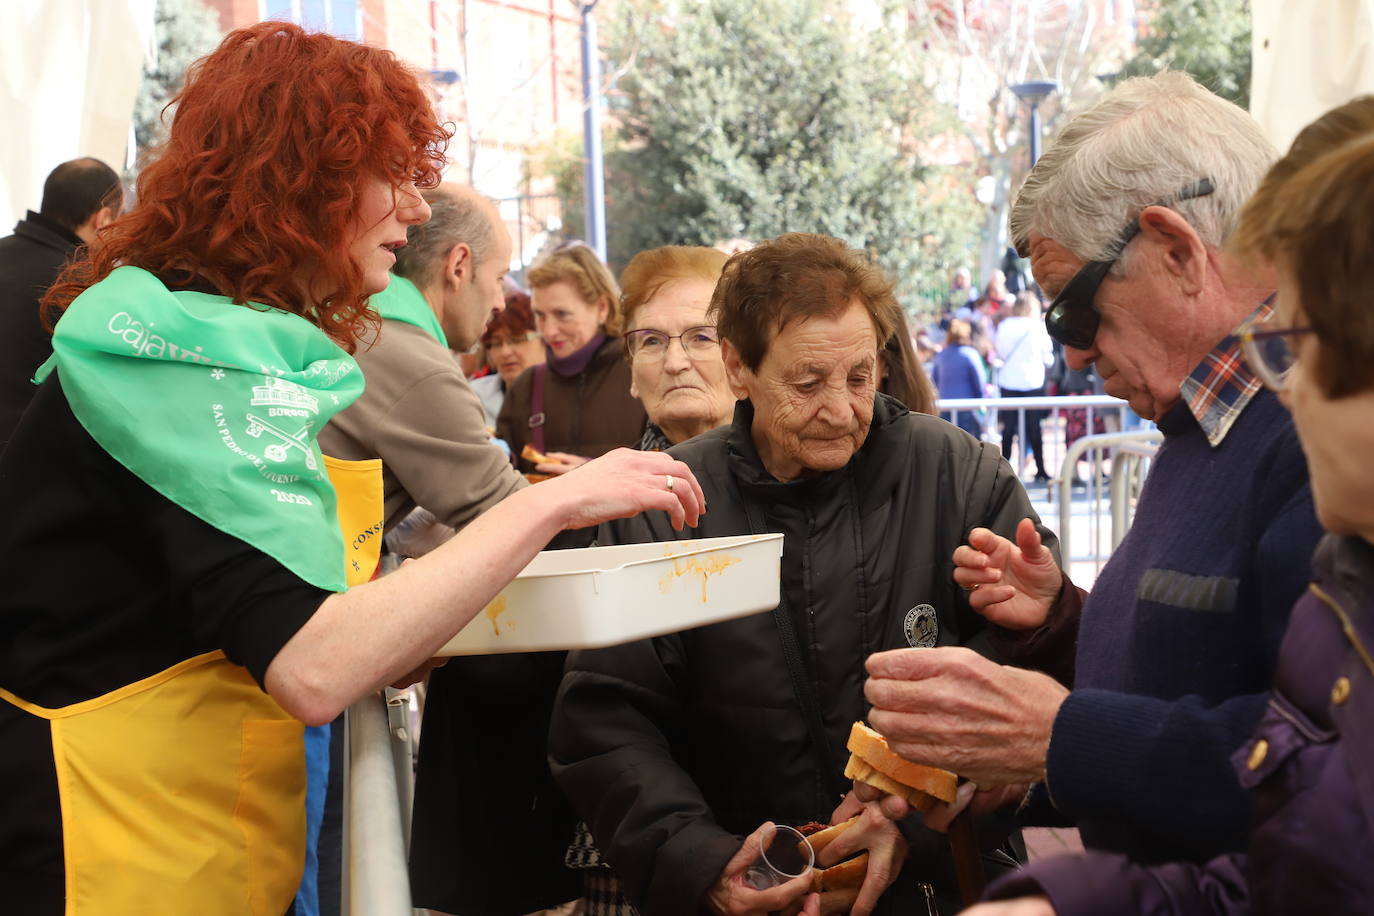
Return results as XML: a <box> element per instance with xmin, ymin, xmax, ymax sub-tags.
<box><xmin>1041</xmin><ymin>390</ymin><xmax>1323</xmax><ymax>863</ymax></box>
<box><xmin>991</xmin><ymin>534</ymin><xmax>1374</xmax><ymax>915</ymax></box>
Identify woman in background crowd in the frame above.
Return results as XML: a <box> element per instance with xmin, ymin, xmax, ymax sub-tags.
<box><xmin>497</xmin><ymin>243</ymin><xmax>646</xmax><ymax>474</ymax></box>
<box><xmin>621</xmin><ymin>245</ymin><xmax>736</xmax><ymax>451</ymax></box>
<box><xmin>931</xmin><ymin>318</ymin><xmax>988</xmax><ymax>438</ymax></box>
<box><xmin>563</xmin><ymin>243</ymin><xmax>736</xmax><ymax>915</ymax></box>
<box><xmin>993</xmin><ymin>291</ymin><xmax>1056</xmax><ymax>482</ymax></box>
<box><xmin>471</xmin><ymin>283</ymin><xmax>544</xmax><ymax>427</ymax></box>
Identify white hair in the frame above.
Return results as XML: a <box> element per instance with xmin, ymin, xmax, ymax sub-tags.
<box><xmin>1010</xmin><ymin>72</ymin><xmax>1277</xmax><ymax>270</ymax></box>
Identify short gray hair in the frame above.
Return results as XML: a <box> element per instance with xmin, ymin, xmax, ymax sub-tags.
<box><xmin>1010</xmin><ymin>72</ymin><xmax>1277</xmax><ymax>269</ymax></box>
<box><xmin>395</xmin><ymin>186</ymin><xmax>497</xmax><ymax>290</ymax></box>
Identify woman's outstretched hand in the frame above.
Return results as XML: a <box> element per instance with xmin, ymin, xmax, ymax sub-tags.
<box><xmin>545</xmin><ymin>447</ymin><xmax>707</xmax><ymax>531</ymax></box>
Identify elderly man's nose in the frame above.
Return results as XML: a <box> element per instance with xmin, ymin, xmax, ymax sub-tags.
<box><xmin>1064</xmin><ymin>344</ymin><xmax>1098</xmax><ymax>371</ymax></box>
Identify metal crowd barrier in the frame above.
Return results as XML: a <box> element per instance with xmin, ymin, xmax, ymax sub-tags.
<box><xmin>344</xmin><ymin>689</ymin><xmax>421</xmax><ymax>916</ymax></box>
<box><xmin>935</xmin><ymin>395</ymin><xmax>1159</xmax><ymax>581</ymax></box>
<box><xmin>1054</xmin><ymin>430</ymin><xmax>1163</xmax><ymax>578</ymax></box>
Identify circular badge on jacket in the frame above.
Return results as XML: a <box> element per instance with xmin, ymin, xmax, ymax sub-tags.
<box><xmin>903</xmin><ymin>604</ymin><xmax>938</xmax><ymax>648</ymax></box>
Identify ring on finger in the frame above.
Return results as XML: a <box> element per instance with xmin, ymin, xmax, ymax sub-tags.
<box><xmin>665</xmin><ymin>474</ymin><xmax>675</xmax><ymax>492</ymax></box>
<box><xmin>963</xmin><ymin>583</ymin><xmax>981</xmax><ymax>592</ymax></box>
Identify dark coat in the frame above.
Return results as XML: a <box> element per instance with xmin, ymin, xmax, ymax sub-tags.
<box><xmin>496</xmin><ymin>337</ymin><xmax>646</xmax><ymax>470</ymax></box>
<box><xmin>549</xmin><ymin>395</ymin><xmax>1077</xmax><ymax>915</ymax></box>
<box><xmin>988</xmin><ymin>533</ymin><xmax>1374</xmax><ymax>915</ymax></box>
<box><xmin>0</xmin><ymin>212</ymin><xmax>80</xmax><ymax>448</ymax></box>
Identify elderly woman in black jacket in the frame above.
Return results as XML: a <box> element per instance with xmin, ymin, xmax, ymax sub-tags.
<box><xmin>549</xmin><ymin>234</ymin><xmax>1078</xmax><ymax>916</ymax></box>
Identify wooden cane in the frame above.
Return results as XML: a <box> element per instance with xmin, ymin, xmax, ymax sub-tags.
<box><xmin>947</xmin><ymin>806</ymin><xmax>987</xmax><ymax>907</ymax></box>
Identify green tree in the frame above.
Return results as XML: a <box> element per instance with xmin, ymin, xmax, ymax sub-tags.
<box><xmin>133</xmin><ymin>0</ymin><xmax>223</xmax><ymax>154</ymax></box>
<box><xmin>552</xmin><ymin>0</ymin><xmax>980</xmax><ymax>311</ymax></box>
<box><xmin>1121</xmin><ymin>0</ymin><xmax>1251</xmax><ymax>108</ymax></box>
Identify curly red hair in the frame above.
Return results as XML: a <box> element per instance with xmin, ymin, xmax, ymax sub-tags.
<box><xmin>44</xmin><ymin>21</ymin><xmax>450</xmax><ymax>350</ymax></box>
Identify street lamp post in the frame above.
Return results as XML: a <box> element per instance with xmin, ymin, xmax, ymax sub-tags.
<box><xmin>1010</xmin><ymin>79</ymin><xmax>1060</xmax><ymax>166</ymax></box>
<box><xmin>580</xmin><ymin>1</ymin><xmax>607</xmax><ymax>260</ymax></box>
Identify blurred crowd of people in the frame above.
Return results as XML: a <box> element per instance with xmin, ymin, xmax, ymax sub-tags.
<box><xmin>1</xmin><ymin>19</ymin><xmax>1371</xmax><ymax>916</ymax></box>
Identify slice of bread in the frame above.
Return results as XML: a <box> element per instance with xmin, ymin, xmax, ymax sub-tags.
<box><xmin>845</xmin><ymin>722</ymin><xmax>957</xmax><ymax>808</ymax></box>
<box><xmin>817</xmin><ymin>852</ymin><xmax>868</xmax><ymax>891</ymax></box>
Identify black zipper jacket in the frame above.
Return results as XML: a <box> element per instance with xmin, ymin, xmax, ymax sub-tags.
<box><xmin>550</xmin><ymin>394</ymin><xmax>1077</xmax><ymax>914</ymax></box>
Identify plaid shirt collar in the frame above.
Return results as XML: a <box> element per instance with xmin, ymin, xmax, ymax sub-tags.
<box><xmin>1178</xmin><ymin>300</ymin><xmax>1273</xmax><ymax>447</ymax></box>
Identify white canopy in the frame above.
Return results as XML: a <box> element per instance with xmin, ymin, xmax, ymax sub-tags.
<box><xmin>1250</xmin><ymin>0</ymin><xmax>1374</xmax><ymax>152</ymax></box>
<box><xmin>0</xmin><ymin>0</ymin><xmax>155</xmax><ymax>227</ymax></box>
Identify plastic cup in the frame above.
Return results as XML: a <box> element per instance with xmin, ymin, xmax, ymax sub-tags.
<box><xmin>743</xmin><ymin>824</ymin><xmax>815</xmax><ymax>890</ymax></box>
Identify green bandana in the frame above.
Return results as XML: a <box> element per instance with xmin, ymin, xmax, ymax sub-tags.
<box><xmin>36</xmin><ymin>266</ymin><xmax>364</xmax><ymax>592</ymax></box>
<box><xmin>369</xmin><ymin>274</ymin><xmax>447</xmax><ymax>347</ymax></box>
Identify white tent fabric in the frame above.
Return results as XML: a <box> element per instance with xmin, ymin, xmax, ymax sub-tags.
<box><xmin>1251</xmin><ymin>0</ymin><xmax>1374</xmax><ymax>152</ymax></box>
<box><xmin>0</xmin><ymin>0</ymin><xmax>155</xmax><ymax>227</ymax></box>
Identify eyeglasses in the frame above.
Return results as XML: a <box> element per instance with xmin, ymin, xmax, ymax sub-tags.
<box><xmin>485</xmin><ymin>331</ymin><xmax>539</xmax><ymax>350</ymax></box>
<box><xmin>1237</xmin><ymin>312</ymin><xmax>1312</xmax><ymax>391</ymax></box>
<box><xmin>624</xmin><ymin>326</ymin><xmax>720</xmax><ymax>361</ymax></box>
<box><xmin>1045</xmin><ymin>178</ymin><xmax>1217</xmax><ymax>350</ymax></box>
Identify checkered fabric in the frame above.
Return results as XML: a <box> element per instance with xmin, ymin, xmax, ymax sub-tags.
<box><xmin>566</xmin><ymin>822</ymin><xmax>640</xmax><ymax>916</ymax></box>
<box><xmin>1178</xmin><ymin>301</ymin><xmax>1272</xmax><ymax>447</ymax></box>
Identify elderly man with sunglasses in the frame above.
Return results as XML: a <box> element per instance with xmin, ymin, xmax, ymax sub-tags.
<box><xmin>861</xmin><ymin>72</ymin><xmax>1324</xmax><ymax>870</ymax></box>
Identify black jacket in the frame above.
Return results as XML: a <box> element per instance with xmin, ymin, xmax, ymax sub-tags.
<box><xmin>0</xmin><ymin>212</ymin><xmax>80</xmax><ymax>449</ymax></box>
<box><xmin>496</xmin><ymin>336</ymin><xmax>647</xmax><ymax>471</ymax></box>
<box><xmin>550</xmin><ymin>395</ymin><xmax>1071</xmax><ymax>914</ymax></box>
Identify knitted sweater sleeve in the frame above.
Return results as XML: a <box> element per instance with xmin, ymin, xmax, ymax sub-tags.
<box><xmin>1043</xmin><ymin>447</ymin><xmax>1323</xmax><ymax>859</ymax></box>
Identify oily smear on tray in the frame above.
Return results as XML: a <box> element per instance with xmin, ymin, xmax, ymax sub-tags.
<box><xmin>658</xmin><ymin>554</ymin><xmax>742</xmax><ymax>602</ymax></box>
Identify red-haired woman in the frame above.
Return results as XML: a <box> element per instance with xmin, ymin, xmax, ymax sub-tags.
<box><xmin>0</xmin><ymin>22</ymin><xmax>702</xmax><ymax>916</ymax></box>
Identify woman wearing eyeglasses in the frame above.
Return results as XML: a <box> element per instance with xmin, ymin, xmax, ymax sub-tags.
<box><xmin>560</xmin><ymin>245</ymin><xmax>734</xmax><ymax>916</ymax></box>
<box><xmin>622</xmin><ymin>246</ymin><xmax>736</xmax><ymax>451</ymax></box>
<box><xmin>964</xmin><ymin>96</ymin><xmax>1374</xmax><ymax>916</ymax></box>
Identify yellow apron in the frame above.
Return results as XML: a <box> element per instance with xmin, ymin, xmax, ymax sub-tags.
<box><xmin>0</xmin><ymin>457</ymin><xmax>383</xmax><ymax>915</ymax></box>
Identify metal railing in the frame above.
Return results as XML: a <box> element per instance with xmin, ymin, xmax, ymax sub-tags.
<box><xmin>1054</xmin><ymin>430</ymin><xmax>1162</xmax><ymax>578</ymax></box>
<box><xmin>936</xmin><ymin>394</ymin><xmax>1158</xmax><ymax>582</ymax></box>
<box><xmin>344</xmin><ymin>690</ymin><xmax>421</xmax><ymax>916</ymax></box>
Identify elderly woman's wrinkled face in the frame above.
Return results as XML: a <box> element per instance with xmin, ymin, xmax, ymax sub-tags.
<box><xmin>724</xmin><ymin>298</ymin><xmax>879</xmax><ymax>481</ymax></box>
<box><xmin>627</xmin><ymin>278</ymin><xmax>734</xmax><ymax>442</ymax></box>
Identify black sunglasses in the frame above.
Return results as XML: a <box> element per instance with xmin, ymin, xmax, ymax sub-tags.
<box><xmin>1045</xmin><ymin>178</ymin><xmax>1216</xmax><ymax>350</ymax></box>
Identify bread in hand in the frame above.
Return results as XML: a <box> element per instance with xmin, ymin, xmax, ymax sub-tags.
<box><xmin>844</xmin><ymin>721</ymin><xmax>957</xmax><ymax>812</ymax></box>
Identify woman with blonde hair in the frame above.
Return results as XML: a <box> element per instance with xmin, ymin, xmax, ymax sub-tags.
<box><xmin>497</xmin><ymin>242</ymin><xmax>647</xmax><ymax>473</ymax></box>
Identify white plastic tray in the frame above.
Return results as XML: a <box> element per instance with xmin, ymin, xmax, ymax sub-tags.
<box><xmin>436</xmin><ymin>533</ymin><xmax>784</xmax><ymax>656</ymax></box>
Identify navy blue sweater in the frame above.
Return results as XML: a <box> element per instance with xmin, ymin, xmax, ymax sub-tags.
<box><xmin>1045</xmin><ymin>390</ymin><xmax>1323</xmax><ymax>863</ymax></box>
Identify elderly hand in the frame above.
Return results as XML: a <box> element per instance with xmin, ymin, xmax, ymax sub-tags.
<box><xmin>960</xmin><ymin>897</ymin><xmax>1055</xmax><ymax>916</ymax></box>
<box><xmin>705</xmin><ymin>822</ymin><xmax>820</xmax><ymax>916</ymax></box>
<box><xmin>953</xmin><ymin>519</ymin><xmax>1062</xmax><ymax>630</ymax></box>
<box><xmin>545</xmin><ymin>447</ymin><xmax>706</xmax><ymax>531</ymax></box>
<box><xmin>814</xmin><ymin>799</ymin><xmax>909</xmax><ymax>916</ymax></box>
<box><xmin>854</xmin><ymin>779</ymin><xmax>1025</xmax><ymax>831</ymax></box>
<box><xmin>864</xmin><ymin>647</ymin><xmax>1068</xmax><ymax>785</ymax></box>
